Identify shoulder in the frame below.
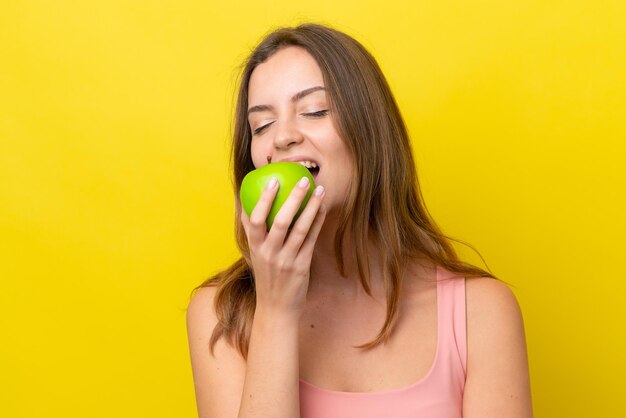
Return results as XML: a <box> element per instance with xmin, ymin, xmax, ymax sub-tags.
<box><xmin>187</xmin><ymin>285</ymin><xmax>241</xmax><ymax>359</ymax></box>
<box><xmin>463</xmin><ymin>277</ymin><xmax>533</xmax><ymax>417</ymax></box>
<box><xmin>465</xmin><ymin>277</ymin><xmax>526</xmax><ymax>356</ymax></box>
<box><xmin>186</xmin><ymin>286</ymin><xmax>221</xmax><ymax>349</ymax></box>
<box><xmin>187</xmin><ymin>286</ymin><xmax>219</xmax><ymax>328</ymax></box>
<box><xmin>465</xmin><ymin>277</ymin><xmax>523</xmax><ymax>323</ymax></box>
<box><xmin>186</xmin><ymin>286</ymin><xmax>222</xmax><ymax>368</ymax></box>
<box><xmin>186</xmin><ymin>285</ymin><xmax>246</xmax><ymax>417</ymax></box>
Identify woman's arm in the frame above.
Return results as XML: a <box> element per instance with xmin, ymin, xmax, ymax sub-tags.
<box><xmin>236</xmin><ymin>179</ymin><xmax>326</xmax><ymax>417</ymax></box>
<box><xmin>238</xmin><ymin>309</ymin><xmax>301</xmax><ymax>417</ymax></box>
<box><xmin>463</xmin><ymin>277</ymin><xmax>534</xmax><ymax>417</ymax></box>
<box><xmin>187</xmin><ymin>179</ymin><xmax>327</xmax><ymax>418</ymax></box>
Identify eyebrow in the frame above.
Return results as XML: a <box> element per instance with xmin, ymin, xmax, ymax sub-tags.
<box><xmin>247</xmin><ymin>86</ymin><xmax>326</xmax><ymax>116</ymax></box>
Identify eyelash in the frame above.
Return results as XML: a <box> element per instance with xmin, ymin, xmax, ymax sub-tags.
<box><xmin>253</xmin><ymin>110</ymin><xmax>329</xmax><ymax>135</ymax></box>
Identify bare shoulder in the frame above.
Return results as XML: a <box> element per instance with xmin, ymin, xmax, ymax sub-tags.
<box><xmin>186</xmin><ymin>286</ymin><xmax>246</xmax><ymax>418</ymax></box>
<box><xmin>187</xmin><ymin>286</ymin><xmax>217</xmax><ymax>338</ymax></box>
<box><xmin>465</xmin><ymin>277</ymin><xmax>524</xmax><ymax>323</ymax></box>
<box><xmin>187</xmin><ymin>286</ymin><xmax>218</xmax><ymax>326</ymax></box>
<box><xmin>464</xmin><ymin>277</ymin><xmax>527</xmax><ymax>370</ymax></box>
<box><xmin>186</xmin><ymin>286</ymin><xmax>221</xmax><ymax>351</ymax></box>
<box><xmin>463</xmin><ymin>277</ymin><xmax>533</xmax><ymax>417</ymax></box>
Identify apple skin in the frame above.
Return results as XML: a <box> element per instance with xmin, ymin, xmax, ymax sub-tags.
<box><xmin>240</xmin><ymin>162</ymin><xmax>316</xmax><ymax>231</ymax></box>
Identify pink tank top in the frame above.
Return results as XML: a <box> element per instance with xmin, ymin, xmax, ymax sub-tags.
<box><xmin>299</xmin><ymin>265</ymin><xmax>467</xmax><ymax>417</ymax></box>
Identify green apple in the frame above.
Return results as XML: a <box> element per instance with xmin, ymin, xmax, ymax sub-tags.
<box><xmin>240</xmin><ymin>162</ymin><xmax>316</xmax><ymax>231</ymax></box>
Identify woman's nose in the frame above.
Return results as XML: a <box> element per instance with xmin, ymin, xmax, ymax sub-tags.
<box><xmin>272</xmin><ymin>117</ymin><xmax>304</xmax><ymax>149</ymax></box>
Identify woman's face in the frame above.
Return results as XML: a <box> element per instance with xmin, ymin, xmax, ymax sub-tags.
<box><xmin>247</xmin><ymin>46</ymin><xmax>354</xmax><ymax>214</ymax></box>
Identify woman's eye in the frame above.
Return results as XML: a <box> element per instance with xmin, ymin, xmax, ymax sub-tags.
<box><xmin>303</xmin><ymin>110</ymin><xmax>329</xmax><ymax>117</ymax></box>
<box><xmin>253</xmin><ymin>122</ymin><xmax>273</xmax><ymax>135</ymax></box>
<box><xmin>252</xmin><ymin>110</ymin><xmax>328</xmax><ymax>135</ymax></box>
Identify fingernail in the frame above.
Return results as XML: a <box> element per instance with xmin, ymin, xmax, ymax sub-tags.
<box><xmin>266</xmin><ymin>177</ymin><xmax>278</xmax><ymax>189</ymax></box>
<box><xmin>298</xmin><ymin>177</ymin><xmax>309</xmax><ymax>189</ymax></box>
<box><xmin>314</xmin><ymin>185</ymin><xmax>325</xmax><ymax>196</ymax></box>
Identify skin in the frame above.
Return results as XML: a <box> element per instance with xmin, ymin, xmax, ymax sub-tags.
<box><xmin>186</xmin><ymin>46</ymin><xmax>533</xmax><ymax>417</ymax></box>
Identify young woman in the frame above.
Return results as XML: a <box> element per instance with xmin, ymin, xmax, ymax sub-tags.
<box><xmin>187</xmin><ymin>23</ymin><xmax>532</xmax><ymax>417</ymax></box>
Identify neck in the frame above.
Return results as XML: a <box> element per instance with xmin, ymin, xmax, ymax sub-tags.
<box><xmin>308</xmin><ymin>214</ymin><xmax>387</xmax><ymax>298</ymax></box>
<box><xmin>307</xmin><ymin>212</ymin><xmax>435</xmax><ymax>300</ymax></box>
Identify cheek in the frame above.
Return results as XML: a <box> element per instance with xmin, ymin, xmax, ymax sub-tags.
<box><xmin>250</xmin><ymin>143</ymin><xmax>267</xmax><ymax>168</ymax></box>
<box><xmin>332</xmin><ymin>142</ymin><xmax>352</xmax><ymax>167</ymax></box>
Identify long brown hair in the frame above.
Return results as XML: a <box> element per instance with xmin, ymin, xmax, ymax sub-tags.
<box><xmin>191</xmin><ymin>23</ymin><xmax>498</xmax><ymax>359</ymax></box>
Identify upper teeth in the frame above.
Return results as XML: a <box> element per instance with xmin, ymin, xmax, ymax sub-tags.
<box><xmin>297</xmin><ymin>161</ymin><xmax>318</xmax><ymax>168</ymax></box>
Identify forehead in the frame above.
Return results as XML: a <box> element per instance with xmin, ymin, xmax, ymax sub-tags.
<box><xmin>248</xmin><ymin>47</ymin><xmax>325</xmax><ymax>102</ymax></box>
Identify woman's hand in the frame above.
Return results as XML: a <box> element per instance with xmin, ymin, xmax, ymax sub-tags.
<box><xmin>240</xmin><ymin>176</ymin><xmax>327</xmax><ymax>318</ymax></box>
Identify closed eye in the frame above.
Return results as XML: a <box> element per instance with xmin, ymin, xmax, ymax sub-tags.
<box><xmin>252</xmin><ymin>110</ymin><xmax>329</xmax><ymax>135</ymax></box>
<box><xmin>253</xmin><ymin>122</ymin><xmax>274</xmax><ymax>135</ymax></box>
<box><xmin>303</xmin><ymin>110</ymin><xmax>329</xmax><ymax>117</ymax></box>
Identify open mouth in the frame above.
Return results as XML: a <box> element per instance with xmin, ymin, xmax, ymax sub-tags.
<box><xmin>307</xmin><ymin>165</ymin><xmax>320</xmax><ymax>180</ymax></box>
<box><xmin>295</xmin><ymin>161</ymin><xmax>320</xmax><ymax>181</ymax></box>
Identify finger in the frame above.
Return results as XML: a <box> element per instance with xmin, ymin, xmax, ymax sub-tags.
<box><xmin>282</xmin><ymin>184</ymin><xmax>325</xmax><ymax>258</ymax></box>
<box><xmin>295</xmin><ymin>202</ymin><xmax>327</xmax><ymax>263</ymax></box>
<box><xmin>266</xmin><ymin>176</ymin><xmax>314</xmax><ymax>247</ymax></box>
<box><xmin>247</xmin><ymin>177</ymin><xmax>280</xmax><ymax>246</ymax></box>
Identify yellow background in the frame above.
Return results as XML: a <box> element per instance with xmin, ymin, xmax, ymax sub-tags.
<box><xmin>1</xmin><ymin>1</ymin><xmax>624</xmax><ymax>417</ymax></box>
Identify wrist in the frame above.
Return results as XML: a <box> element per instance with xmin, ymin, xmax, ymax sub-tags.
<box><xmin>253</xmin><ymin>307</ymin><xmax>302</xmax><ymax>329</ymax></box>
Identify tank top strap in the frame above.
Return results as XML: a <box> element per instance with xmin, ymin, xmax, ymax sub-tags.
<box><xmin>436</xmin><ymin>265</ymin><xmax>468</xmax><ymax>380</ymax></box>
